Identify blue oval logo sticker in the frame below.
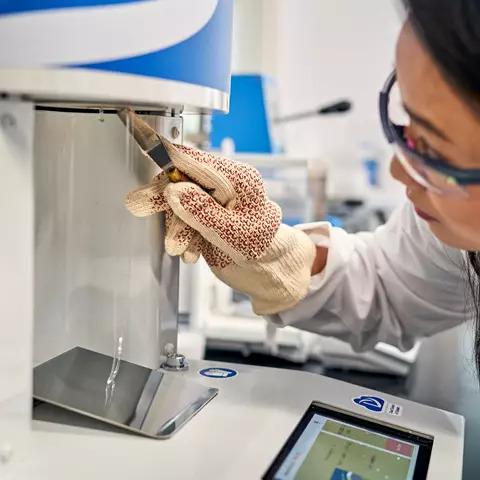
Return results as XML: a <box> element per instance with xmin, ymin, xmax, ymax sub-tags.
<box><xmin>352</xmin><ymin>395</ymin><xmax>385</xmax><ymax>413</ymax></box>
<box><xmin>199</xmin><ymin>367</ymin><xmax>237</xmax><ymax>379</ymax></box>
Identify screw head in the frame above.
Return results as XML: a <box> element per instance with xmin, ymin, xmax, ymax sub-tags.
<box><xmin>164</xmin><ymin>343</ymin><xmax>175</xmax><ymax>356</ymax></box>
<box><xmin>161</xmin><ymin>353</ymin><xmax>188</xmax><ymax>371</ymax></box>
<box><xmin>0</xmin><ymin>113</ymin><xmax>16</xmax><ymax>129</ymax></box>
<box><xmin>171</xmin><ymin>126</ymin><xmax>180</xmax><ymax>139</ymax></box>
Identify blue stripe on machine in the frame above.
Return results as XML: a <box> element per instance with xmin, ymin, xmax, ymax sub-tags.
<box><xmin>0</xmin><ymin>0</ymin><xmax>146</xmax><ymax>16</ymax></box>
<box><xmin>74</xmin><ymin>0</ymin><xmax>233</xmax><ymax>93</ymax></box>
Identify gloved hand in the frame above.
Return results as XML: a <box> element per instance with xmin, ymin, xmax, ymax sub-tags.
<box><xmin>125</xmin><ymin>139</ymin><xmax>316</xmax><ymax>315</ymax></box>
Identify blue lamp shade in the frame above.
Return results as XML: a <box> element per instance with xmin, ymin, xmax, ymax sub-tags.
<box><xmin>210</xmin><ymin>74</ymin><xmax>281</xmax><ymax>153</ymax></box>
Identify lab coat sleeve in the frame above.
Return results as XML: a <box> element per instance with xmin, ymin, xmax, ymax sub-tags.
<box><xmin>270</xmin><ymin>202</ymin><xmax>470</xmax><ymax>351</ymax></box>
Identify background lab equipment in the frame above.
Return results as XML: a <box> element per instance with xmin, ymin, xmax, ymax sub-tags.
<box><xmin>0</xmin><ymin>1</ymin><xmax>464</xmax><ymax>479</ymax></box>
<box><xmin>182</xmin><ymin>154</ymin><xmax>419</xmax><ymax>375</ymax></box>
<box><xmin>191</xmin><ymin>71</ymin><xmax>418</xmax><ymax>374</ymax></box>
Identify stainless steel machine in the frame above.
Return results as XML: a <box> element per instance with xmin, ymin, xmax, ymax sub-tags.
<box><xmin>0</xmin><ymin>2</ymin><xmax>465</xmax><ymax>479</ymax></box>
<box><xmin>31</xmin><ymin>109</ymin><xmax>219</xmax><ymax>439</ymax></box>
<box><xmin>0</xmin><ymin>0</ymin><xmax>233</xmax><ymax>470</ymax></box>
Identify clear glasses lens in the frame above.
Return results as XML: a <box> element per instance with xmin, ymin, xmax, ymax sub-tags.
<box><xmin>388</xmin><ymin>96</ymin><xmax>469</xmax><ymax>198</ymax></box>
<box><xmin>394</xmin><ymin>145</ymin><xmax>469</xmax><ymax>198</ymax></box>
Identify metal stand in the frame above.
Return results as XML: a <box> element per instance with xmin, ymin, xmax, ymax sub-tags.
<box><xmin>33</xmin><ymin>347</ymin><xmax>217</xmax><ymax>439</ymax></box>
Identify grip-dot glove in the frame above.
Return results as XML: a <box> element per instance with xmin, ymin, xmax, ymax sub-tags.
<box><xmin>125</xmin><ymin>139</ymin><xmax>316</xmax><ymax>315</ymax></box>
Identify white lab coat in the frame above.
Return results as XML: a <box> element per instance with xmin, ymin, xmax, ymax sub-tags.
<box><xmin>271</xmin><ymin>202</ymin><xmax>471</xmax><ymax>351</ymax></box>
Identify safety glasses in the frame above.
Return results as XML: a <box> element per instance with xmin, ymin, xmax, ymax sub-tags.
<box><xmin>379</xmin><ymin>71</ymin><xmax>480</xmax><ymax>198</ymax></box>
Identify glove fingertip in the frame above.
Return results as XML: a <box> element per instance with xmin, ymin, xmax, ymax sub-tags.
<box><xmin>125</xmin><ymin>192</ymin><xmax>160</xmax><ymax>217</ymax></box>
<box><xmin>165</xmin><ymin>240</ymin><xmax>186</xmax><ymax>257</ymax></box>
<box><xmin>125</xmin><ymin>175</ymin><xmax>170</xmax><ymax>217</ymax></box>
<box><xmin>181</xmin><ymin>250</ymin><xmax>201</xmax><ymax>264</ymax></box>
<box><xmin>125</xmin><ymin>205</ymin><xmax>155</xmax><ymax>218</ymax></box>
<box><xmin>165</xmin><ymin>218</ymin><xmax>195</xmax><ymax>256</ymax></box>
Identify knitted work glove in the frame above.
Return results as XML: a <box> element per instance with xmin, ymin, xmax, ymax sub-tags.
<box><xmin>125</xmin><ymin>139</ymin><xmax>316</xmax><ymax>315</ymax></box>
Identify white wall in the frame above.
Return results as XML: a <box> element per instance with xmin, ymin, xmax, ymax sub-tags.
<box><xmin>275</xmin><ymin>1</ymin><xmax>401</xmax><ymax>148</ymax></box>
<box><xmin>275</xmin><ymin>1</ymin><xmax>403</xmax><ymax>198</ymax></box>
<box><xmin>232</xmin><ymin>0</ymin><xmax>405</xmax><ymax>200</ymax></box>
<box><xmin>231</xmin><ymin>0</ymin><xmax>278</xmax><ymax>75</ymax></box>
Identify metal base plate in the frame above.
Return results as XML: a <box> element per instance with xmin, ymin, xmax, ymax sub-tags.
<box><xmin>33</xmin><ymin>347</ymin><xmax>218</xmax><ymax>439</ymax></box>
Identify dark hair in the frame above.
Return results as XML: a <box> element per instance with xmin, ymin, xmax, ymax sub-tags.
<box><xmin>468</xmin><ymin>252</ymin><xmax>480</xmax><ymax>375</ymax></box>
<box><xmin>404</xmin><ymin>0</ymin><xmax>480</xmax><ymax>374</ymax></box>
<box><xmin>404</xmin><ymin>0</ymin><xmax>480</xmax><ymax>112</ymax></box>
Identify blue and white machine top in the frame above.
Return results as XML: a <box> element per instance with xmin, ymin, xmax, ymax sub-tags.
<box><xmin>0</xmin><ymin>0</ymin><xmax>233</xmax><ymax>111</ymax></box>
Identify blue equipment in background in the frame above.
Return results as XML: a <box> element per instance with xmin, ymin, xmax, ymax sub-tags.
<box><xmin>210</xmin><ymin>74</ymin><xmax>281</xmax><ymax>153</ymax></box>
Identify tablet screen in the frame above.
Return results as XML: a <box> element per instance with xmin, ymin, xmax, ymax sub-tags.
<box><xmin>263</xmin><ymin>402</ymin><xmax>432</xmax><ymax>480</ymax></box>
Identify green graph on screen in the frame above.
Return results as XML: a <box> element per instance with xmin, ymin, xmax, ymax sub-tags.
<box><xmin>295</xmin><ymin>420</ymin><xmax>414</xmax><ymax>480</ymax></box>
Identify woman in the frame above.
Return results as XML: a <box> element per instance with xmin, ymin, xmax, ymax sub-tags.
<box><xmin>126</xmin><ymin>0</ymin><xmax>480</xmax><ymax>371</ymax></box>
